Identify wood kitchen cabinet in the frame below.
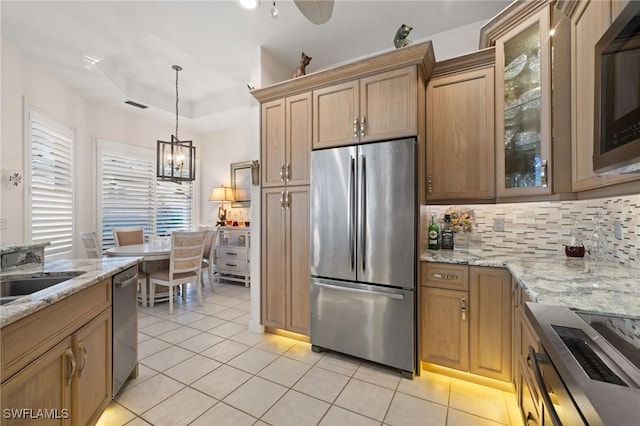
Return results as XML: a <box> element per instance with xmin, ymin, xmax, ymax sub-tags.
<box><xmin>261</xmin><ymin>186</ymin><xmax>310</xmax><ymax>336</ymax></box>
<box><xmin>426</xmin><ymin>49</ymin><xmax>495</xmax><ymax>201</ymax></box>
<box><xmin>567</xmin><ymin>0</ymin><xmax>639</xmax><ymax>193</ymax></box>
<box><xmin>313</xmin><ymin>66</ymin><xmax>418</xmax><ymax>149</ymax></box>
<box><xmin>469</xmin><ymin>266</ymin><xmax>512</xmax><ymax>382</ymax></box>
<box><xmin>482</xmin><ymin>1</ymin><xmax>573</xmax><ymax>200</ymax></box>
<box><xmin>261</xmin><ymin>92</ymin><xmax>311</xmax><ymax>188</ymax></box>
<box><xmin>421</xmin><ymin>263</ymin><xmax>512</xmax><ymax>382</ymax></box>
<box><xmin>513</xmin><ymin>278</ymin><xmax>542</xmax><ymax>425</ymax></box>
<box><xmin>1</xmin><ymin>279</ymin><xmax>112</xmax><ymax>426</ymax></box>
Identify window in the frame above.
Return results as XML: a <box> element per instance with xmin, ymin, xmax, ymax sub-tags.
<box><xmin>97</xmin><ymin>140</ymin><xmax>194</xmax><ymax>252</ymax></box>
<box><xmin>26</xmin><ymin>108</ymin><xmax>75</xmax><ymax>258</ymax></box>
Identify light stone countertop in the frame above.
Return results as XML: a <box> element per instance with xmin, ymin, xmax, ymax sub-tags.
<box><xmin>0</xmin><ymin>257</ymin><xmax>141</xmax><ymax>328</ymax></box>
<box><xmin>421</xmin><ymin>250</ymin><xmax>640</xmax><ymax>319</ymax></box>
<box><xmin>0</xmin><ymin>242</ymin><xmax>49</xmax><ymax>254</ymax></box>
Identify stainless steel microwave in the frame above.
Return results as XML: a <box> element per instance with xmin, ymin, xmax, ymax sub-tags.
<box><xmin>594</xmin><ymin>1</ymin><xmax>640</xmax><ymax>175</ymax></box>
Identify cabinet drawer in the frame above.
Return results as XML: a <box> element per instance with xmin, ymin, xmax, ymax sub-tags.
<box><xmin>421</xmin><ymin>262</ymin><xmax>469</xmax><ymax>291</ymax></box>
<box><xmin>218</xmin><ymin>246</ymin><xmax>247</xmax><ymax>261</ymax></box>
<box><xmin>1</xmin><ymin>278</ymin><xmax>111</xmax><ymax>382</ymax></box>
<box><xmin>218</xmin><ymin>260</ymin><xmax>247</xmax><ymax>274</ymax></box>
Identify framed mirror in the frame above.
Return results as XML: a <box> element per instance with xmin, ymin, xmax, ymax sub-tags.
<box><xmin>230</xmin><ymin>161</ymin><xmax>252</xmax><ymax>207</ymax></box>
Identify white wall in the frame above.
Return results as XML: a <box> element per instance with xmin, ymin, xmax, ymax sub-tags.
<box><xmin>0</xmin><ymin>39</ymin><xmax>200</xmax><ymax>252</ymax></box>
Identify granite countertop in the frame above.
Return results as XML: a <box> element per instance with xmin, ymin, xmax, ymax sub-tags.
<box><xmin>421</xmin><ymin>250</ymin><xmax>640</xmax><ymax>319</ymax></box>
<box><xmin>0</xmin><ymin>242</ymin><xmax>49</xmax><ymax>254</ymax></box>
<box><xmin>0</xmin><ymin>257</ymin><xmax>141</xmax><ymax>328</ymax></box>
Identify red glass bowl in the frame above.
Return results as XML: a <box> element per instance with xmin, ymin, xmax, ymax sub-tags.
<box><xmin>565</xmin><ymin>246</ymin><xmax>585</xmax><ymax>258</ymax></box>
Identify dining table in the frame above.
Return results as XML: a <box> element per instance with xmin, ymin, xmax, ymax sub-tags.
<box><xmin>106</xmin><ymin>242</ymin><xmax>171</xmax><ymax>307</ymax></box>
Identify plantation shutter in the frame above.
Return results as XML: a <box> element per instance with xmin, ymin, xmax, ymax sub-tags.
<box><xmin>97</xmin><ymin>140</ymin><xmax>194</xmax><ymax>253</ymax></box>
<box><xmin>28</xmin><ymin>109</ymin><xmax>75</xmax><ymax>258</ymax></box>
<box><xmin>100</xmin><ymin>153</ymin><xmax>155</xmax><ymax>249</ymax></box>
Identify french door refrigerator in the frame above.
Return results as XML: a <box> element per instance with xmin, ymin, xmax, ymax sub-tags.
<box><xmin>310</xmin><ymin>138</ymin><xmax>416</xmax><ymax>375</ymax></box>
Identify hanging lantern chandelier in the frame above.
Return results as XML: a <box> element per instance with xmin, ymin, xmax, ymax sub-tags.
<box><xmin>157</xmin><ymin>65</ymin><xmax>196</xmax><ymax>183</ymax></box>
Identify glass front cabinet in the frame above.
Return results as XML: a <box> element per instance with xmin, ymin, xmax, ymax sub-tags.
<box><xmin>495</xmin><ymin>9</ymin><xmax>552</xmax><ymax>197</ymax></box>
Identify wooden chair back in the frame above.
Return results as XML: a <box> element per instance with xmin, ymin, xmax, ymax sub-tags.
<box><xmin>113</xmin><ymin>226</ymin><xmax>145</xmax><ymax>246</ymax></box>
<box><xmin>170</xmin><ymin>231</ymin><xmax>206</xmax><ymax>276</ymax></box>
<box><xmin>80</xmin><ymin>232</ymin><xmax>102</xmax><ymax>258</ymax></box>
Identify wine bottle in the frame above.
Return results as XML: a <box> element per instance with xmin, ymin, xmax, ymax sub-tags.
<box><xmin>428</xmin><ymin>215</ymin><xmax>440</xmax><ymax>250</ymax></box>
<box><xmin>441</xmin><ymin>214</ymin><xmax>455</xmax><ymax>250</ymax></box>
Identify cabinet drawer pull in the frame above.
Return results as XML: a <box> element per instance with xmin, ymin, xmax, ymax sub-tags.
<box><xmin>360</xmin><ymin>116</ymin><xmax>366</xmax><ymax>137</ymax></box>
<box><xmin>225</xmin><ymin>252</ymin><xmax>238</xmax><ymax>256</ymax></box>
<box><xmin>280</xmin><ymin>164</ymin><xmax>285</xmax><ymax>182</ymax></box>
<box><xmin>285</xmin><ymin>163</ymin><xmax>290</xmax><ymax>181</ymax></box>
<box><xmin>78</xmin><ymin>340</ymin><xmax>88</xmax><ymax>377</ymax></box>
<box><xmin>432</xmin><ymin>273</ymin><xmax>458</xmax><ymax>280</ymax></box>
<box><xmin>427</xmin><ymin>175</ymin><xmax>433</xmax><ymax>193</ymax></box>
<box><xmin>65</xmin><ymin>348</ymin><xmax>76</xmax><ymax>386</ymax></box>
<box><xmin>353</xmin><ymin>117</ymin><xmax>358</xmax><ymax>138</ymax></box>
<box><xmin>225</xmin><ymin>263</ymin><xmax>238</xmax><ymax>267</ymax></box>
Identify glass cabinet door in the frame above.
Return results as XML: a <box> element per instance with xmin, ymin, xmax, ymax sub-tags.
<box><xmin>496</xmin><ymin>10</ymin><xmax>552</xmax><ymax>196</ymax></box>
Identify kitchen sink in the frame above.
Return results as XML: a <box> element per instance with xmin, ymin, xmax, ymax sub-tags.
<box><xmin>0</xmin><ymin>272</ymin><xmax>85</xmax><ymax>305</ymax></box>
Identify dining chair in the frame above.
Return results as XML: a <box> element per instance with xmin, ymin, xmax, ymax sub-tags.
<box><xmin>148</xmin><ymin>231</ymin><xmax>206</xmax><ymax>314</ymax></box>
<box><xmin>112</xmin><ymin>226</ymin><xmax>145</xmax><ymax>246</ymax></box>
<box><xmin>199</xmin><ymin>225</ymin><xmax>220</xmax><ymax>291</ymax></box>
<box><xmin>112</xmin><ymin>226</ymin><xmax>152</xmax><ymax>306</ymax></box>
<box><xmin>80</xmin><ymin>232</ymin><xmax>102</xmax><ymax>258</ymax></box>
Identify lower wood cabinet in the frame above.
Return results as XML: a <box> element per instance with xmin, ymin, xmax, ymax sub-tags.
<box><xmin>261</xmin><ymin>186</ymin><xmax>310</xmax><ymax>336</ymax></box>
<box><xmin>1</xmin><ymin>279</ymin><xmax>112</xmax><ymax>426</ymax></box>
<box><xmin>421</xmin><ymin>263</ymin><xmax>512</xmax><ymax>382</ymax></box>
<box><xmin>513</xmin><ymin>279</ymin><xmax>542</xmax><ymax>425</ymax></box>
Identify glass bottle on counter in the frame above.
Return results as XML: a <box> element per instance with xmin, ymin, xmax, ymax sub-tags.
<box><xmin>441</xmin><ymin>214</ymin><xmax>455</xmax><ymax>250</ymax></box>
<box><xmin>428</xmin><ymin>215</ymin><xmax>440</xmax><ymax>250</ymax></box>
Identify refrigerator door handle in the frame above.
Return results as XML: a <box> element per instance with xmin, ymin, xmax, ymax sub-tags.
<box><xmin>314</xmin><ymin>282</ymin><xmax>404</xmax><ymax>300</ymax></box>
<box><xmin>360</xmin><ymin>154</ymin><xmax>367</xmax><ymax>272</ymax></box>
<box><xmin>348</xmin><ymin>156</ymin><xmax>356</xmax><ymax>271</ymax></box>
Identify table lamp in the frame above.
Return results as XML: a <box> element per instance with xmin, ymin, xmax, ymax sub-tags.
<box><xmin>209</xmin><ymin>185</ymin><xmax>235</xmax><ymax>226</ymax></box>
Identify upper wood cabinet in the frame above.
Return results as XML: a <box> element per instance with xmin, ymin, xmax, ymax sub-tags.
<box><xmin>261</xmin><ymin>92</ymin><xmax>312</xmax><ymax>188</ymax></box>
<box><xmin>426</xmin><ymin>49</ymin><xmax>495</xmax><ymax>202</ymax></box>
<box><xmin>313</xmin><ymin>66</ymin><xmax>418</xmax><ymax>149</ymax></box>
<box><xmin>484</xmin><ymin>2</ymin><xmax>573</xmax><ymax>200</ymax></box>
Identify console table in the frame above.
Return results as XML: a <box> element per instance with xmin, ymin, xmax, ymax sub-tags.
<box><xmin>216</xmin><ymin>227</ymin><xmax>250</xmax><ymax>287</ymax></box>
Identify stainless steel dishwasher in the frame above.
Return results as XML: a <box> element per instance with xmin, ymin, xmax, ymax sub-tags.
<box><xmin>112</xmin><ymin>265</ymin><xmax>139</xmax><ymax>396</ymax></box>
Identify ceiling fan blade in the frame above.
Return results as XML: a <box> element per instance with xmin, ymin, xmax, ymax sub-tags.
<box><xmin>293</xmin><ymin>0</ymin><xmax>334</xmax><ymax>25</ymax></box>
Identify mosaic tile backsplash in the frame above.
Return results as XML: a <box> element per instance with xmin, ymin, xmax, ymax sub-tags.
<box><xmin>422</xmin><ymin>194</ymin><xmax>640</xmax><ymax>268</ymax></box>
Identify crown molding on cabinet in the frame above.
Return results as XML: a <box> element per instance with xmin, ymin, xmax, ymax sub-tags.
<box><xmin>250</xmin><ymin>41</ymin><xmax>435</xmax><ymax>103</ymax></box>
<box><xmin>479</xmin><ymin>0</ymin><xmax>555</xmax><ymax>48</ymax></box>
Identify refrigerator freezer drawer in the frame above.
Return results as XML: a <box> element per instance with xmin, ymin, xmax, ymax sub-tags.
<box><xmin>310</xmin><ymin>278</ymin><xmax>414</xmax><ymax>373</ymax></box>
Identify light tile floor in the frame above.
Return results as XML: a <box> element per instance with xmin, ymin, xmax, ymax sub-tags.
<box><xmin>98</xmin><ymin>281</ymin><xmax>523</xmax><ymax>426</ymax></box>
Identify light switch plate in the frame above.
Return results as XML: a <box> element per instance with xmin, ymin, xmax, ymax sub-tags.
<box><xmin>494</xmin><ymin>218</ymin><xmax>505</xmax><ymax>232</ymax></box>
<box><xmin>613</xmin><ymin>220</ymin><xmax>622</xmax><ymax>240</ymax></box>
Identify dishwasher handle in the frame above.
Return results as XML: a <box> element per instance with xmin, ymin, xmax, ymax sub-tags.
<box><xmin>115</xmin><ymin>275</ymin><xmax>138</xmax><ymax>288</ymax></box>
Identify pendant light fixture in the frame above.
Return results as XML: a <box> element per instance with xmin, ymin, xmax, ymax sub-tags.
<box><xmin>157</xmin><ymin>65</ymin><xmax>196</xmax><ymax>183</ymax></box>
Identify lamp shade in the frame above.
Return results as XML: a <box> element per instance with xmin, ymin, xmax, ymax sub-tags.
<box><xmin>209</xmin><ymin>186</ymin><xmax>235</xmax><ymax>202</ymax></box>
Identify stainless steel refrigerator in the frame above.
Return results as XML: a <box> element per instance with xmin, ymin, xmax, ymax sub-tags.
<box><xmin>310</xmin><ymin>138</ymin><xmax>416</xmax><ymax>375</ymax></box>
